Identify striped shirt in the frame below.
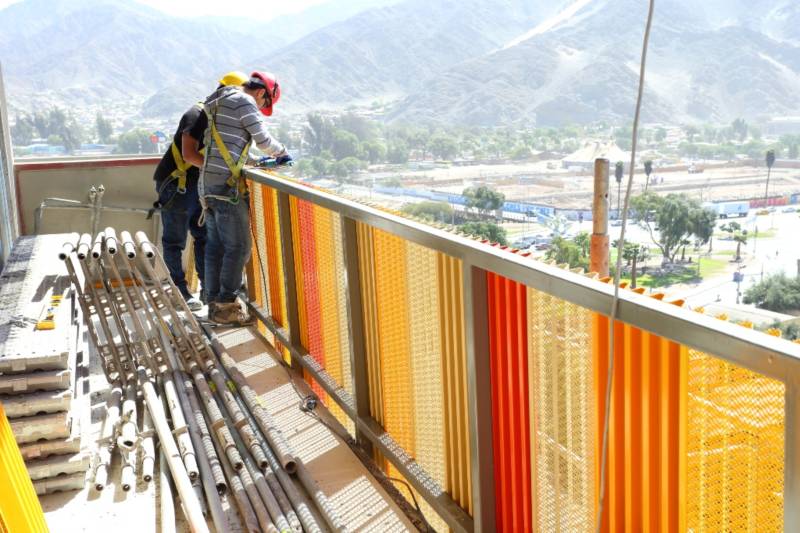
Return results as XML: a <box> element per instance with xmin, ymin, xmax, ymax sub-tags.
<box><xmin>199</xmin><ymin>86</ymin><xmax>286</xmax><ymax>197</ymax></box>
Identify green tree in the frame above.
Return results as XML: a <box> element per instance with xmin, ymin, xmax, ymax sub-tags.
<box><xmin>458</xmin><ymin>221</ymin><xmax>507</xmax><ymax>245</ymax></box>
<box><xmin>510</xmin><ymin>144</ymin><xmax>533</xmax><ymax>160</ymax></box>
<box><xmin>336</xmin><ymin>112</ymin><xmax>376</xmax><ymax>141</ymax></box>
<box><xmin>47</xmin><ymin>107</ymin><xmax>83</xmax><ymax>153</ymax></box>
<box><xmin>11</xmin><ymin>114</ymin><xmax>35</xmax><ymax>145</ymax></box>
<box><xmin>361</xmin><ymin>140</ymin><xmax>387</xmax><ymax>164</ymax></box>
<box><xmin>463</xmin><ymin>186</ymin><xmax>505</xmax><ymax>218</ymax></box>
<box><xmin>402</xmin><ymin>201</ymin><xmax>453</xmax><ymax>223</ymax></box>
<box><xmin>744</xmin><ymin>273</ymin><xmax>800</xmax><ymax>312</ymax></box>
<box><xmin>733</xmin><ymin>230</ymin><xmax>748</xmax><ymax>261</ymax></box>
<box><xmin>731</xmin><ymin>118</ymin><xmax>748</xmax><ymax>142</ymax></box>
<box><xmin>655</xmin><ymin>127</ymin><xmax>667</xmax><ymax>142</ymax></box>
<box><xmin>331</xmin><ymin>129</ymin><xmax>360</xmax><ymax>160</ymax></box>
<box><xmin>304</xmin><ymin>112</ymin><xmax>334</xmax><ymax>155</ymax></box>
<box><xmin>114</xmin><ymin>129</ymin><xmax>157</xmax><ymax>154</ymax></box>
<box><xmin>428</xmin><ymin>134</ymin><xmax>459</xmax><ymax>160</ymax></box>
<box><xmin>387</xmin><ymin>141</ymin><xmax>409</xmax><ymax>164</ymax></box>
<box><xmin>546</xmin><ymin>235</ymin><xmax>589</xmax><ymax>270</ymax></box>
<box><xmin>630</xmin><ymin>193</ymin><xmax>715</xmax><ymax>264</ymax></box>
<box><xmin>95</xmin><ymin>112</ymin><xmax>113</xmax><ymax>143</ymax></box>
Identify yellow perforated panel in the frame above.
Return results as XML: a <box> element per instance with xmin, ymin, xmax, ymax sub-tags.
<box><xmin>528</xmin><ymin>286</ymin><xmax>594</xmax><ymax>531</ymax></box>
<box><xmin>313</xmin><ymin>205</ymin><xmax>353</xmax><ymax>434</ymax></box>
<box><xmin>373</xmin><ymin>228</ymin><xmax>414</xmax><ymax>463</ymax></box>
<box><xmin>437</xmin><ymin>253</ymin><xmax>472</xmax><ymax>515</ymax></box>
<box><xmin>686</xmin><ymin>349</ymin><xmax>784</xmax><ymax>532</ymax></box>
<box><xmin>250</xmin><ymin>182</ymin><xmax>271</xmax><ymax>339</ymax></box>
<box><xmin>332</xmin><ymin>218</ymin><xmax>353</xmax><ymax>397</ymax></box>
<box><xmin>406</xmin><ymin>241</ymin><xmax>447</xmax><ymax>532</ymax></box>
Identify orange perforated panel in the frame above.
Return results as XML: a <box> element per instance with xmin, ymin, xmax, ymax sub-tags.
<box><xmin>294</xmin><ymin>198</ymin><xmax>325</xmax><ymax>400</ymax></box>
<box><xmin>593</xmin><ymin>292</ymin><xmax>686</xmax><ymax>533</ymax></box>
<box><xmin>262</xmin><ymin>186</ymin><xmax>290</xmax><ymax>362</ymax></box>
<box><xmin>488</xmin><ymin>269</ymin><xmax>532</xmax><ymax>532</ymax></box>
<box><xmin>437</xmin><ymin>253</ymin><xmax>472</xmax><ymax>515</ymax></box>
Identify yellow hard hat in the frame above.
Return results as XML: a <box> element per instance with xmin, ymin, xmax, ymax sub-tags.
<box><xmin>218</xmin><ymin>71</ymin><xmax>248</xmax><ymax>87</ymax></box>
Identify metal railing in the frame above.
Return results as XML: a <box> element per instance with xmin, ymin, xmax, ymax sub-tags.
<box><xmin>244</xmin><ymin>167</ymin><xmax>800</xmax><ymax>532</ymax></box>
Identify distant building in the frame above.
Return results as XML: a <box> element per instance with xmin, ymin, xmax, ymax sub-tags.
<box><xmin>764</xmin><ymin>117</ymin><xmax>800</xmax><ymax>136</ymax></box>
<box><xmin>561</xmin><ymin>141</ymin><xmax>631</xmax><ymax>171</ymax></box>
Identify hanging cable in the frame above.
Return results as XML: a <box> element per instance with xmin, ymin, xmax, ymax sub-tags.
<box><xmin>595</xmin><ymin>1</ymin><xmax>656</xmax><ymax>531</ymax></box>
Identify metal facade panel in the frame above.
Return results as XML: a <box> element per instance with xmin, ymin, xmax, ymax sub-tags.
<box><xmin>373</xmin><ymin>228</ymin><xmax>414</xmax><ymax>471</ymax></box>
<box><xmin>356</xmin><ymin>222</ymin><xmax>384</xmax><ymax>427</ymax></box>
<box><xmin>0</xmin><ymin>404</ymin><xmax>47</xmax><ymax>533</ymax></box>
<box><xmin>528</xmin><ymin>285</ymin><xmax>594</xmax><ymax>531</ymax></box>
<box><xmin>313</xmin><ymin>205</ymin><xmax>351</xmax><ymax>431</ymax></box>
<box><xmin>686</xmin><ymin>346</ymin><xmax>784</xmax><ymax>532</ymax></box>
<box><xmin>437</xmin><ymin>253</ymin><xmax>473</xmax><ymax>515</ymax></box>
<box><xmin>407</xmin><ymin>241</ymin><xmax>447</xmax><ymax>532</ymax></box>
<box><xmin>295</xmin><ymin>199</ymin><xmax>325</xmax><ymax>399</ymax></box>
<box><xmin>262</xmin><ymin>185</ymin><xmax>289</xmax><ymax>362</ymax></box>
<box><xmin>487</xmin><ymin>270</ymin><xmax>532</xmax><ymax>532</ymax></box>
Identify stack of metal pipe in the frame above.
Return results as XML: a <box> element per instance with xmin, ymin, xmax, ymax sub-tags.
<box><xmin>59</xmin><ymin>229</ymin><xmax>348</xmax><ymax>533</ymax></box>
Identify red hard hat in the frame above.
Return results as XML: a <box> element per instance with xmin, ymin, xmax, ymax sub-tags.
<box><xmin>250</xmin><ymin>71</ymin><xmax>280</xmax><ymax>116</ymax></box>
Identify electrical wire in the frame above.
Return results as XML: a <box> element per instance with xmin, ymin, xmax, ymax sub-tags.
<box><xmin>595</xmin><ymin>1</ymin><xmax>656</xmax><ymax>531</ymax></box>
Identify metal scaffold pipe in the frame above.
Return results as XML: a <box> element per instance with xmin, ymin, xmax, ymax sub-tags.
<box><xmin>202</xmin><ymin>331</ymin><xmax>318</xmax><ymax>532</ymax></box>
<box><xmin>206</xmin><ymin>333</ymin><xmax>297</xmax><ymax>474</ymax></box>
<box><xmin>159</xmin><ymin>448</ymin><xmax>177</xmax><ymax>533</ymax></box>
<box><xmin>173</xmin><ymin>370</ymin><xmax>229</xmax><ymax>532</ymax></box>
<box><xmin>137</xmin><ymin>367</ymin><xmax>208</xmax><ymax>533</ymax></box>
<box><xmin>93</xmin><ymin>386</ymin><xmax>121</xmax><ymax>491</ymax></box>
<box><xmin>202</xmin><ymin>329</ymin><xmax>340</xmax><ymax>533</ymax></box>
<box><xmin>141</xmin><ymin>407</ymin><xmax>155</xmax><ymax>483</ymax></box>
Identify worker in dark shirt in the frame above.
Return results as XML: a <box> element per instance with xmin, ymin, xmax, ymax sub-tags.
<box><xmin>152</xmin><ymin>71</ymin><xmax>248</xmax><ymax>311</ymax></box>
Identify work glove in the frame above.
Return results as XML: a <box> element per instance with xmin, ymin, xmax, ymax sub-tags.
<box><xmin>276</xmin><ymin>154</ymin><xmax>294</xmax><ymax>167</ymax></box>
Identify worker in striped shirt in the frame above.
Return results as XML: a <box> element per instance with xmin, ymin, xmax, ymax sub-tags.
<box><xmin>199</xmin><ymin>71</ymin><xmax>292</xmax><ymax>326</ymax></box>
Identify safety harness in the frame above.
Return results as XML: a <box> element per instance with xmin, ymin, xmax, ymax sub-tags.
<box><xmin>208</xmin><ymin>116</ymin><xmax>251</xmax><ymax>198</ymax></box>
<box><xmin>197</xmin><ymin>97</ymin><xmax>254</xmax><ymax>226</ymax></box>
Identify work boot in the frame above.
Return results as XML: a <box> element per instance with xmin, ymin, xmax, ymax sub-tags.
<box><xmin>210</xmin><ymin>301</ymin><xmax>254</xmax><ymax>327</ymax></box>
<box><xmin>185</xmin><ymin>295</ymin><xmax>203</xmax><ymax>312</ymax></box>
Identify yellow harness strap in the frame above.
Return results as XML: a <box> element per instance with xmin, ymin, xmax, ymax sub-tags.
<box><xmin>167</xmin><ymin>103</ymin><xmax>207</xmax><ymax>192</ymax></box>
<box><xmin>168</xmin><ymin>141</ymin><xmax>192</xmax><ymax>192</ymax></box>
<box><xmin>209</xmin><ymin>119</ymin><xmax>251</xmax><ymax>195</ymax></box>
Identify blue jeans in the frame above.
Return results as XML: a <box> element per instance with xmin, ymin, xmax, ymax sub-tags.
<box><xmin>157</xmin><ymin>178</ymin><xmax>205</xmax><ymax>299</ymax></box>
<box><xmin>204</xmin><ymin>197</ymin><xmax>251</xmax><ymax>304</ymax></box>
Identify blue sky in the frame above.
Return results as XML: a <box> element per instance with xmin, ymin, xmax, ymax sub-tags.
<box><xmin>0</xmin><ymin>0</ymin><xmax>328</xmax><ymax>19</ymax></box>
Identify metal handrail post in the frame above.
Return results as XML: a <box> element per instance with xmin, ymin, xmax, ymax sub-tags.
<box><xmin>276</xmin><ymin>190</ymin><xmax>303</xmax><ymax>376</ymax></box>
<box><xmin>463</xmin><ymin>263</ymin><xmax>496</xmax><ymax>531</ymax></box>
<box><xmin>785</xmin><ymin>380</ymin><xmax>800</xmax><ymax>531</ymax></box>
<box><xmin>340</xmin><ymin>215</ymin><xmax>373</xmax><ymax>455</ymax></box>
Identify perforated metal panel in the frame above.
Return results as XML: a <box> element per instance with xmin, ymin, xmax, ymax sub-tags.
<box><xmin>487</xmin><ymin>269</ymin><xmax>532</xmax><ymax>532</ymax></box>
<box><xmin>686</xmin><ymin>348</ymin><xmax>784</xmax><ymax>532</ymax></box>
<box><xmin>437</xmin><ymin>253</ymin><xmax>472</xmax><ymax>515</ymax></box>
<box><xmin>528</xmin><ymin>286</ymin><xmax>593</xmax><ymax>532</ymax></box>
<box><xmin>406</xmin><ymin>241</ymin><xmax>447</xmax><ymax>532</ymax></box>
<box><xmin>313</xmin><ymin>205</ymin><xmax>352</xmax><ymax>432</ymax></box>
<box><xmin>373</xmin><ymin>228</ymin><xmax>414</xmax><ymax>468</ymax></box>
<box><xmin>261</xmin><ymin>185</ymin><xmax>289</xmax><ymax>362</ymax></box>
<box><xmin>249</xmin><ymin>182</ymin><xmax>272</xmax><ymax>340</ymax></box>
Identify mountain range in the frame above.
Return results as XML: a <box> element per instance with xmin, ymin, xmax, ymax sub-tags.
<box><xmin>1</xmin><ymin>0</ymin><xmax>799</xmax><ymax>127</ymax></box>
